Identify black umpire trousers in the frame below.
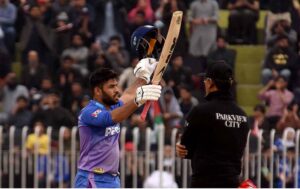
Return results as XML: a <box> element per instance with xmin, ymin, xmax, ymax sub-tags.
<box><xmin>191</xmin><ymin>175</ymin><xmax>240</xmax><ymax>188</ymax></box>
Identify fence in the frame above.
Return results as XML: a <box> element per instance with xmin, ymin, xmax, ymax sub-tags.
<box><xmin>0</xmin><ymin>125</ymin><xmax>299</xmax><ymax>188</ymax></box>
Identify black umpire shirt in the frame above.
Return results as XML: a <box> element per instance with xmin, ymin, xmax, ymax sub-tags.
<box><xmin>181</xmin><ymin>90</ymin><xmax>249</xmax><ymax>187</ymax></box>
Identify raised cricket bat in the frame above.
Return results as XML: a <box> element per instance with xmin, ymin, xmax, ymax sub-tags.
<box><xmin>141</xmin><ymin>11</ymin><xmax>183</xmax><ymax>121</ymax></box>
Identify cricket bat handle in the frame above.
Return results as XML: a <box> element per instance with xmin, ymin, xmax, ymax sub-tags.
<box><xmin>141</xmin><ymin>101</ymin><xmax>151</xmax><ymax>121</ymax></box>
<box><xmin>140</xmin><ymin>79</ymin><xmax>160</xmax><ymax>121</ymax></box>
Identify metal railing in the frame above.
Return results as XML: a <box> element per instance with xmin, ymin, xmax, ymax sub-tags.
<box><xmin>0</xmin><ymin>125</ymin><xmax>299</xmax><ymax>188</ymax></box>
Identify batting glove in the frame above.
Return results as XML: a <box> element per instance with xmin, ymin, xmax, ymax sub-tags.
<box><xmin>134</xmin><ymin>85</ymin><xmax>162</xmax><ymax>107</ymax></box>
<box><xmin>133</xmin><ymin>58</ymin><xmax>158</xmax><ymax>84</ymax></box>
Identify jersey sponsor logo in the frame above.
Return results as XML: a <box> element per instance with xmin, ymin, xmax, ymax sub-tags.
<box><xmin>105</xmin><ymin>125</ymin><xmax>120</xmax><ymax>136</ymax></box>
<box><xmin>93</xmin><ymin>167</ymin><xmax>105</xmax><ymax>174</ymax></box>
<box><xmin>215</xmin><ymin>113</ymin><xmax>247</xmax><ymax>128</ymax></box>
<box><xmin>91</xmin><ymin>109</ymin><xmax>101</xmax><ymax>118</ymax></box>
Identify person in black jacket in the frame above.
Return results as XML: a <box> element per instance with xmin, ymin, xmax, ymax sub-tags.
<box><xmin>261</xmin><ymin>34</ymin><xmax>297</xmax><ymax>85</ymax></box>
<box><xmin>176</xmin><ymin>61</ymin><xmax>249</xmax><ymax>188</ymax></box>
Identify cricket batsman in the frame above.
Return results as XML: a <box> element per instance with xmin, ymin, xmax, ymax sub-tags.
<box><xmin>74</xmin><ymin>25</ymin><xmax>163</xmax><ymax>188</ymax></box>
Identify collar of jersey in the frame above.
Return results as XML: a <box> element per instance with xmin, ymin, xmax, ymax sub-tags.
<box><xmin>90</xmin><ymin>100</ymin><xmax>105</xmax><ymax>109</ymax></box>
<box><xmin>205</xmin><ymin>91</ymin><xmax>233</xmax><ymax>101</ymax></box>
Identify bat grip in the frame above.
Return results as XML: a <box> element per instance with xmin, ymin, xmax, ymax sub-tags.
<box><xmin>141</xmin><ymin>80</ymin><xmax>159</xmax><ymax>121</ymax></box>
<box><xmin>141</xmin><ymin>101</ymin><xmax>152</xmax><ymax>121</ymax></box>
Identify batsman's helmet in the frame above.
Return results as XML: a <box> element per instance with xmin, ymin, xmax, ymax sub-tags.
<box><xmin>131</xmin><ymin>25</ymin><xmax>164</xmax><ymax>59</ymax></box>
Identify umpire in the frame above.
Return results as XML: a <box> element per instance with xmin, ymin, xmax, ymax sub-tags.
<box><xmin>176</xmin><ymin>61</ymin><xmax>249</xmax><ymax>188</ymax></box>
